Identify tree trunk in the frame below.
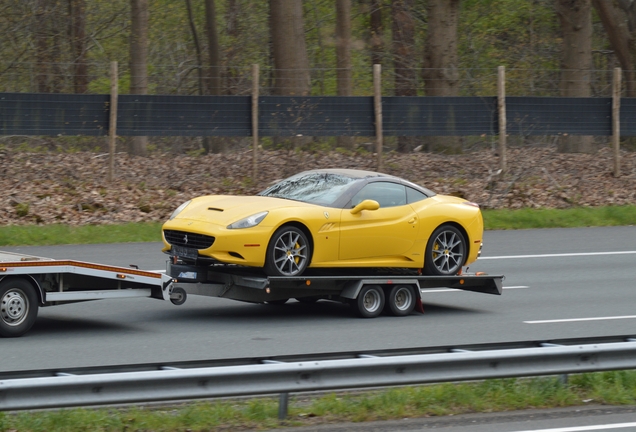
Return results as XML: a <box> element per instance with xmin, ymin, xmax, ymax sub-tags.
<box><xmin>556</xmin><ymin>0</ymin><xmax>594</xmax><ymax>153</ymax></box>
<box><xmin>269</xmin><ymin>0</ymin><xmax>311</xmax><ymax>151</ymax></box>
<box><xmin>369</xmin><ymin>0</ymin><xmax>384</xmax><ymax>66</ymax></box>
<box><xmin>270</xmin><ymin>0</ymin><xmax>310</xmax><ymax>97</ymax></box>
<box><xmin>336</xmin><ymin>0</ymin><xmax>355</xmax><ymax>150</ymax></box>
<box><xmin>392</xmin><ymin>0</ymin><xmax>417</xmax><ymax>152</ymax></box>
<box><xmin>202</xmin><ymin>0</ymin><xmax>226</xmax><ymax>153</ymax></box>
<box><xmin>592</xmin><ymin>0</ymin><xmax>636</xmax><ymax>96</ymax></box>
<box><xmin>68</xmin><ymin>0</ymin><xmax>88</xmax><ymax>94</ymax></box>
<box><xmin>35</xmin><ymin>0</ymin><xmax>51</xmax><ymax>93</ymax></box>
<box><xmin>129</xmin><ymin>0</ymin><xmax>149</xmax><ymax>156</ymax></box>
<box><xmin>423</xmin><ymin>0</ymin><xmax>461</xmax><ymax>153</ymax></box>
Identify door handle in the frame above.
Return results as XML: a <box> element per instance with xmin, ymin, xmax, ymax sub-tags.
<box><xmin>408</xmin><ymin>217</ymin><xmax>417</xmax><ymax>224</ymax></box>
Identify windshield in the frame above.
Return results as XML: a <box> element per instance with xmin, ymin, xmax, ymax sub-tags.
<box><xmin>259</xmin><ymin>172</ymin><xmax>358</xmax><ymax>206</ymax></box>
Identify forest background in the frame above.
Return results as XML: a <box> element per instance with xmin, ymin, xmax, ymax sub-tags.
<box><xmin>1</xmin><ymin>0</ymin><xmax>635</xmax><ymax>227</ymax></box>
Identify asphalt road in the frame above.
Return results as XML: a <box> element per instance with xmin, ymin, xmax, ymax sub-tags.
<box><xmin>1</xmin><ymin>226</ymin><xmax>635</xmax><ymax>373</ymax></box>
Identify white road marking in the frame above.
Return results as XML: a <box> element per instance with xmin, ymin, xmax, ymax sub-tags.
<box><xmin>525</xmin><ymin>315</ymin><xmax>636</xmax><ymax>324</ymax></box>
<box><xmin>511</xmin><ymin>421</ymin><xmax>636</xmax><ymax>431</ymax></box>
<box><xmin>422</xmin><ymin>286</ymin><xmax>528</xmax><ymax>293</ymax></box>
<box><xmin>480</xmin><ymin>251</ymin><xmax>636</xmax><ymax>260</ymax></box>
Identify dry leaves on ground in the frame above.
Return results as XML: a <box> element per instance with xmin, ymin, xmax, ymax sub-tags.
<box><xmin>1</xmin><ymin>147</ymin><xmax>634</xmax><ymax>226</ymax></box>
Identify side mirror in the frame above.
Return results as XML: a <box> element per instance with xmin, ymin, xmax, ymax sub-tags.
<box><xmin>350</xmin><ymin>199</ymin><xmax>380</xmax><ymax>215</ymax></box>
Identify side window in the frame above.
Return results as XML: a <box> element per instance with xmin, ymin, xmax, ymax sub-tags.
<box><xmin>406</xmin><ymin>186</ymin><xmax>428</xmax><ymax>204</ymax></box>
<box><xmin>350</xmin><ymin>182</ymin><xmax>407</xmax><ymax>208</ymax></box>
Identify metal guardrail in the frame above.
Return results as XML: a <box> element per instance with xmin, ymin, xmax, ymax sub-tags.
<box><xmin>2</xmin><ymin>336</ymin><xmax>636</xmax><ymax>412</ymax></box>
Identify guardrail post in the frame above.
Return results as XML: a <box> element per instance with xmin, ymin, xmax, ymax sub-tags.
<box><xmin>278</xmin><ymin>392</ymin><xmax>289</xmax><ymax>420</ymax></box>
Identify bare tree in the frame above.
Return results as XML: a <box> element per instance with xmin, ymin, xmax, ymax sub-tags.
<box><xmin>556</xmin><ymin>0</ymin><xmax>594</xmax><ymax>153</ymax></box>
<box><xmin>593</xmin><ymin>0</ymin><xmax>636</xmax><ymax>96</ymax></box>
<box><xmin>423</xmin><ymin>0</ymin><xmax>461</xmax><ymax>153</ymax></box>
<box><xmin>68</xmin><ymin>0</ymin><xmax>87</xmax><ymax>93</ymax></box>
<box><xmin>204</xmin><ymin>0</ymin><xmax>221</xmax><ymax>95</ymax></box>
<box><xmin>129</xmin><ymin>0</ymin><xmax>149</xmax><ymax>156</ymax></box>
<box><xmin>369</xmin><ymin>0</ymin><xmax>384</xmax><ymax>66</ymax></box>
<box><xmin>336</xmin><ymin>0</ymin><xmax>355</xmax><ymax>149</ymax></box>
<box><xmin>203</xmin><ymin>0</ymin><xmax>225</xmax><ymax>153</ymax></box>
<box><xmin>269</xmin><ymin>0</ymin><xmax>311</xmax><ymax>150</ymax></box>
<box><xmin>269</xmin><ymin>0</ymin><xmax>310</xmax><ymax>97</ymax></box>
<box><xmin>392</xmin><ymin>0</ymin><xmax>416</xmax><ymax>152</ymax></box>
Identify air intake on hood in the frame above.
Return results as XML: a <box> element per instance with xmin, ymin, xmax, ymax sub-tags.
<box><xmin>208</xmin><ymin>207</ymin><xmax>224</xmax><ymax>212</ymax></box>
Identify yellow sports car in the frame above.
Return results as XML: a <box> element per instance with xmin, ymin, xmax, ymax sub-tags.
<box><xmin>162</xmin><ymin>169</ymin><xmax>483</xmax><ymax>277</ymax></box>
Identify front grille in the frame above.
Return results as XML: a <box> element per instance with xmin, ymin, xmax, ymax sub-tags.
<box><xmin>164</xmin><ymin>230</ymin><xmax>215</xmax><ymax>249</ymax></box>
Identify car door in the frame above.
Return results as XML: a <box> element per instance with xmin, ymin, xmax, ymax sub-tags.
<box><xmin>339</xmin><ymin>182</ymin><xmax>419</xmax><ymax>261</ymax></box>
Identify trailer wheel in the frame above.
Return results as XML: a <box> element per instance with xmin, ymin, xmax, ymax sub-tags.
<box><xmin>353</xmin><ymin>284</ymin><xmax>385</xmax><ymax>318</ymax></box>
<box><xmin>385</xmin><ymin>285</ymin><xmax>416</xmax><ymax>316</ymax></box>
<box><xmin>0</xmin><ymin>278</ymin><xmax>39</xmax><ymax>338</ymax></box>
<box><xmin>170</xmin><ymin>287</ymin><xmax>187</xmax><ymax>306</ymax></box>
<box><xmin>424</xmin><ymin>224</ymin><xmax>466</xmax><ymax>276</ymax></box>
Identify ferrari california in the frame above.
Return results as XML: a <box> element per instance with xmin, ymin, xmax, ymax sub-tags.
<box><xmin>162</xmin><ymin>169</ymin><xmax>483</xmax><ymax>277</ymax></box>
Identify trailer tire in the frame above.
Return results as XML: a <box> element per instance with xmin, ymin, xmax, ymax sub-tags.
<box><xmin>170</xmin><ymin>287</ymin><xmax>187</xmax><ymax>305</ymax></box>
<box><xmin>353</xmin><ymin>284</ymin><xmax>384</xmax><ymax>318</ymax></box>
<box><xmin>0</xmin><ymin>278</ymin><xmax>39</xmax><ymax>338</ymax></box>
<box><xmin>384</xmin><ymin>285</ymin><xmax>416</xmax><ymax>316</ymax></box>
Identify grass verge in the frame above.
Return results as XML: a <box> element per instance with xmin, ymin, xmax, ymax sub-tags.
<box><xmin>0</xmin><ymin>206</ymin><xmax>633</xmax><ymax>247</ymax></box>
<box><xmin>482</xmin><ymin>205</ymin><xmax>636</xmax><ymax>230</ymax></box>
<box><xmin>1</xmin><ymin>372</ymin><xmax>635</xmax><ymax>431</ymax></box>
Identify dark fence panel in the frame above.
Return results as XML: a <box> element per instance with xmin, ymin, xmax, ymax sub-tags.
<box><xmin>117</xmin><ymin>95</ymin><xmax>251</xmax><ymax>137</ymax></box>
<box><xmin>620</xmin><ymin>98</ymin><xmax>636</xmax><ymax>137</ymax></box>
<box><xmin>0</xmin><ymin>93</ymin><xmax>630</xmax><ymax>137</ymax></box>
<box><xmin>383</xmin><ymin>96</ymin><xmax>497</xmax><ymax>136</ymax></box>
<box><xmin>506</xmin><ymin>97</ymin><xmax>612</xmax><ymax>136</ymax></box>
<box><xmin>0</xmin><ymin>93</ymin><xmax>109</xmax><ymax>136</ymax></box>
<box><xmin>259</xmin><ymin>96</ymin><xmax>375</xmax><ymax>137</ymax></box>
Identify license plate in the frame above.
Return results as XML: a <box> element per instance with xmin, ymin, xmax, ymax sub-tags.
<box><xmin>170</xmin><ymin>245</ymin><xmax>199</xmax><ymax>260</ymax></box>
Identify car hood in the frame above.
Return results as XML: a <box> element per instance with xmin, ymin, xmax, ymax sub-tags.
<box><xmin>173</xmin><ymin>195</ymin><xmax>316</xmax><ymax>225</ymax></box>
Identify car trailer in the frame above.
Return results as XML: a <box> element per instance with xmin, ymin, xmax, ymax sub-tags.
<box><xmin>166</xmin><ymin>261</ymin><xmax>503</xmax><ymax>319</ymax></box>
<box><xmin>0</xmin><ymin>251</ymin><xmax>503</xmax><ymax>338</ymax></box>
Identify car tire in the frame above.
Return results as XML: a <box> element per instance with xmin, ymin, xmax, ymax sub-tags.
<box><xmin>423</xmin><ymin>224</ymin><xmax>467</xmax><ymax>276</ymax></box>
<box><xmin>264</xmin><ymin>226</ymin><xmax>311</xmax><ymax>276</ymax></box>
<box><xmin>0</xmin><ymin>278</ymin><xmax>39</xmax><ymax>338</ymax></box>
<box><xmin>384</xmin><ymin>285</ymin><xmax>416</xmax><ymax>316</ymax></box>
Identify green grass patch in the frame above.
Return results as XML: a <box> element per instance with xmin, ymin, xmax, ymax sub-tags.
<box><xmin>482</xmin><ymin>205</ymin><xmax>636</xmax><ymax>230</ymax></box>
<box><xmin>0</xmin><ymin>223</ymin><xmax>163</xmax><ymax>246</ymax></box>
<box><xmin>1</xmin><ymin>372</ymin><xmax>635</xmax><ymax>431</ymax></box>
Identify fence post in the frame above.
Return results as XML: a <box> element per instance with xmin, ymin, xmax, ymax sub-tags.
<box><xmin>108</xmin><ymin>61</ymin><xmax>118</xmax><ymax>183</ymax></box>
<box><xmin>497</xmin><ymin>66</ymin><xmax>507</xmax><ymax>175</ymax></box>
<box><xmin>373</xmin><ymin>64</ymin><xmax>383</xmax><ymax>171</ymax></box>
<box><xmin>252</xmin><ymin>64</ymin><xmax>259</xmax><ymax>181</ymax></box>
<box><xmin>613</xmin><ymin>67</ymin><xmax>621</xmax><ymax>178</ymax></box>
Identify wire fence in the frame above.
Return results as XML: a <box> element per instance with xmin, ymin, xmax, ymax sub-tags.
<box><xmin>0</xmin><ymin>62</ymin><xmax>630</xmax><ymax>97</ymax></box>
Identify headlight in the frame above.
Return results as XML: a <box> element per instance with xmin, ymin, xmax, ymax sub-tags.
<box><xmin>227</xmin><ymin>211</ymin><xmax>268</xmax><ymax>229</ymax></box>
<box><xmin>169</xmin><ymin>200</ymin><xmax>191</xmax><ymax>220</ymax></box>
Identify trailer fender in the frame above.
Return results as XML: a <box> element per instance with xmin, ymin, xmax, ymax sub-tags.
<box><xmin>0</xmin><ymin>274</ymin><xmax>45</xmax><ymax>305</ymax></box>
